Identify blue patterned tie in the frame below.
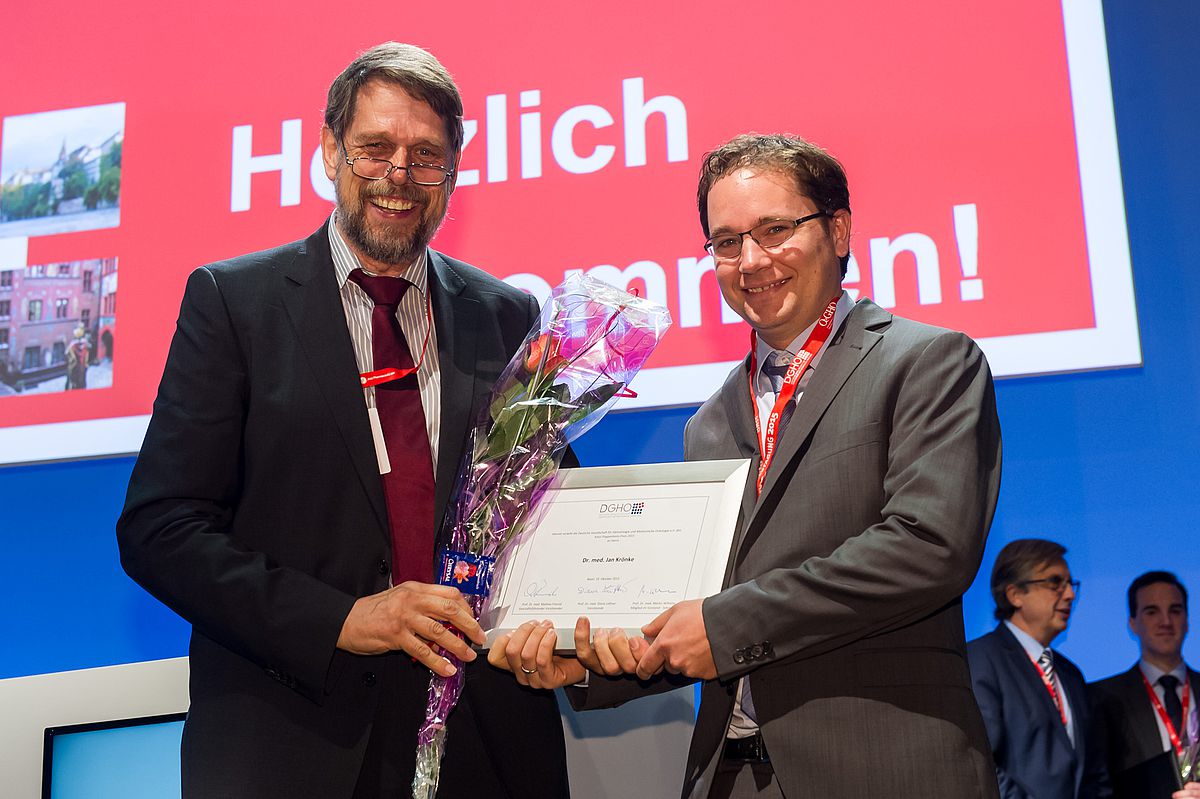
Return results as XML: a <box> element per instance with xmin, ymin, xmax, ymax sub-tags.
<box><xmin>761</xmin><ymin>351</ymin><xmax>797</xmax><ymax>434</ymax></box>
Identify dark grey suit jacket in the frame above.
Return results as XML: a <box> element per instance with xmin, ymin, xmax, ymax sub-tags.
<box><xmin>1091</xmin><ymin>664</ymin><xmax>1199</xmax><ymax>798</ymax></box>
<box><xmin>117</xmin><ymin>222</ymin><xmax>568</xmax><ymax>798</ymax></box>
<box><xmin>582</xmin><ymin>299</ymin><xmax>1003</xmax><ymax>798</ymax></box>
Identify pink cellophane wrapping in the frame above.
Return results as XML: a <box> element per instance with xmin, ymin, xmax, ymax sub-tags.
<box><xmin>412</xmin><ymin>273</ymin><xmax>671</xmax><ymax>797</ymax></box>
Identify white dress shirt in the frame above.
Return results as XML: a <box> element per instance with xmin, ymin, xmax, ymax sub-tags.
<box><xmin>1139</xmin><ymin>659</ymin><xmax>1191</xmax><ymax>753</ymax></box>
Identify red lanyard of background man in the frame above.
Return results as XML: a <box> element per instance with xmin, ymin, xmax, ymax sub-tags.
<box><xmin>1025</xmin><ymin>653</ymin><xmax>1069</xmax><ymax>728</ymax></box>
<box><xmin>1141</xmin><ymin>671</ymin><xmax>1192</xmax><ymax>756</ymax></box>
<box><xmin>358</xmin><ymin>290</ymin><xmax>434</xmax><ymax>388</ymax></box>
<box><xmin>748</xmin><ymin>296</ymin><xmax>840</xmax><ymax>496</ymax></box>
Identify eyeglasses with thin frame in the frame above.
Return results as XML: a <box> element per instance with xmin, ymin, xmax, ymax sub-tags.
<box><xmin>1019</xmin><ymin>576</ymin><xmax>1082</xmax><ymax>597</ymax></box>
<box><xmin>704</xmin><ymin>211</ymin><xmax>830</xmax><ymax>261</ymax></box>
<box><xmin>341</xmin><ymin>141</ymin><xmax>454</xmax><ymax>186</ymax></box>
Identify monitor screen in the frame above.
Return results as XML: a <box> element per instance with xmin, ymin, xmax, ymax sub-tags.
<box><xmin>42</xmin><ymin>713</ymin><xmax>184</xmax><ymax>799</ymax></box>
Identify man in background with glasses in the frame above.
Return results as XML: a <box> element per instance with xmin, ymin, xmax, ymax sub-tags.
<box><xmin>495</xmin><ymin>133</ymin><xmax>1003</xmax><ymax>798</ymax></box>
<box><xmin>117</xmin><ymin>43</ymin><xmax>569</xmax><ymax>798</ymax></box>
<box><xmin>968</xmin><ymin>539</ymin><xmax>1110</xmax><ymax>797</ymax></box>
<box><xmin>1091</xmin><ymin>571</ymin><xmax>1200</xmax><ymax>798</ymax></box>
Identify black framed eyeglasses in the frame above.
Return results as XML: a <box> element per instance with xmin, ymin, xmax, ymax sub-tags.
<box><xmin>1019</xmin><ymin>576</ymin><xmax>1081</xmax><ymax>596</ymax></box>
<box><xmin>342</xmin><ymin>146</ymin><xmax>453</xmax><ymax>186</ymax></box>
<box><xmin>704</xmin><ymin>211</ymin><xmax>830</xmax><ymax>260</ymax></box>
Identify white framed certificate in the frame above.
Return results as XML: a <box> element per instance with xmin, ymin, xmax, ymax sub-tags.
<box><xmin>479</xmin><ymin>459</ymin><xmax>750</xmax><ymax>650</ymax></box>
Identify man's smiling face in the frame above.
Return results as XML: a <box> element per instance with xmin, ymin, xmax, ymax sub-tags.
<box><xmin>321</xmin><ymin>78</ymin><xmax>455</xmax><ymax>274</ymax></box>
<box><xmin>707</xmin><ymin>168</ymin><xmax>850</xmax><ymax>350</ymax></box>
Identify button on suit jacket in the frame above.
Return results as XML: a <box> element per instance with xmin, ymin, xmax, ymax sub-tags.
<box><xmin>578</xmin><ymin>299</ymin><xmax>1003</xmax><ymax>799</ymax></box>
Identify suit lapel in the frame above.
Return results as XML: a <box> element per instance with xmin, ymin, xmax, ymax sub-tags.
<box><xmin>427</xmin><ymin>251</ymin><xmax>480</xmax><ymax>539</ymax></box>
<box><xmin>1057</xmin><ymin>662</ymin><xmax>1088</xmax><ymax>763</ymax></box>
<box><xmin>739</xmin><ymin>300</ymin><xmax>888</xmax><ymax>549</ymax></box>
<box><xmin>716</xmin><ymin>358</ymin><xmax>759</xmax><ymax>537</ymax></box>
<box><xmin>279</xmin><ymin>223</ymin><xmax>388</xmax><ymax>540</ymax></box>
<box><xmin>995</xmin><ymin>626</ymin><xmax>1079</xmax><ymax>755</ymax></box>
<box><xmin>1123</xmin><ymin>665</ymin><xmax>1167</xmax><ymax>757</ymax></box>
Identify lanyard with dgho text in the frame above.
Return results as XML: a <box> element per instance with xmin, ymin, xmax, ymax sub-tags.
<box><xmin>1141</xmin><ymin>671</ymin><xmax>1192</xmax><ymax>757</ymax></box>
<box><xmin>748</xmin><ymin>296</ymin><xmax>840</xmax><ymax>496</ymax></box>
<box><xmin>1026</xmin><ymin>653</ymin><xmax>1069</xmax><ymax>727</ymax></box>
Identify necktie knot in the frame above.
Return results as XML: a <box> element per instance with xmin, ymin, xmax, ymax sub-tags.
<box><xmin>1159</xmin><ymin>674</ymin><xmax>1185</xmax><ymax>734</ymax></box>
<box><xmin>761</xmin><ymin>351</ymin><xmax>793</xmax><ymax>394</ymax></box>
<box><xmin>1037</xmin><ymin>649</ymin><xmax>1054</xmax><ymax>678</ymax></box>
<box><xmin>348</xmin><ymin>268</ymin><xmax>411</xmax><ymax>308</ymax></box>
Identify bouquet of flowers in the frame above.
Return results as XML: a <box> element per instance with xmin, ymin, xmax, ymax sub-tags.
<box><xmin>412</xmin><ymin>273</ymin><xmax>672</xmax><ymax>797</ymax></box>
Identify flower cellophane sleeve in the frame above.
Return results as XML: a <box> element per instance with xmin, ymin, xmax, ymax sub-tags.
<box><xmin>412</xmin><ymin>273</ymin><xmax>671</xmax><ymax>797</ymax></box>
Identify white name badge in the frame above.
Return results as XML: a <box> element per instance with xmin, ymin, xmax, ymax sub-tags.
<box><xmin>367</xmin><ymin>406</ymin><xmax>391</xmax><ymax>475</ymax></box>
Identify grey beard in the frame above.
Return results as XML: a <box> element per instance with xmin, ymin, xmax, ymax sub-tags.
<box><xmin>337</xmin><ymin>204</ymin><xmax>430</xmax><ymax>267</ymax></box>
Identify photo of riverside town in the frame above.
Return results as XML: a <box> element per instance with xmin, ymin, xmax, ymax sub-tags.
<box><xmin>0</xmin><ymin>103</ymin><xmax>125</xmax><ymax>237</ymax></box>
<box><xmin>0</xmin><ymin>258</ymin><xmax>117</xmax><ymax>396</ymax></box>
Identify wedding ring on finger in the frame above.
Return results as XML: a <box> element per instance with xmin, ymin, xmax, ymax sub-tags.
<box><xmin>520</xmin><ymin>666</ymin><xmax>538</xmax><ymax>674</ymax></box>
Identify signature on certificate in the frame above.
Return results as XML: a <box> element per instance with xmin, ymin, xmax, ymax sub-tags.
<box><xmin>637</xmin><ymin>585</ymin><xmax>679</xmax><ymax>598</ymax></box>
<box><xmin>524</xmin><ymin>579</ymin><xmax>560</xmax><ymax>598</ymax></box>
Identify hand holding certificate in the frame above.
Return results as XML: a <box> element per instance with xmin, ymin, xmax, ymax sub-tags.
<box><xmin>413</xmin><ymin>274</ymin><xmax>671</xmax><ymax>798</ymax></box>
<box><xmin>485</xmin><ymin>459</ymin><xmax>749</xmax><ymax>687</ymax></box>
<box><xmin>480</xmin><ymin>459</ymin><xmax>749</xmax><ymax>649</ymax></box>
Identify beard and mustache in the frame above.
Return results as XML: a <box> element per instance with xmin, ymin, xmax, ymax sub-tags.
<box><xmin>335</xmin><ymin>176</ymin><xmax>446</xmax><ymax>267</ymax></box>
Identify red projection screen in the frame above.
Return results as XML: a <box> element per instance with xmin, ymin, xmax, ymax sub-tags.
<box><xmin>0</xmin><ymin>1</ymin><xmax>1137</xmax><ymax>465</ymax></box>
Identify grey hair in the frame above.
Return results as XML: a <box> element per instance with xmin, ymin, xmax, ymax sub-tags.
<box><xmin>324</xmin><ymin>42</ymin><xmax>464</xmax><ymax>154</ymax></box>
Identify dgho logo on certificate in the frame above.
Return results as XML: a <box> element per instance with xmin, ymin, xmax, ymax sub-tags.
<box><xmin>598</xmin><ymin>501</ymin><xmax>645</xmax><ymax>517</ymax></box>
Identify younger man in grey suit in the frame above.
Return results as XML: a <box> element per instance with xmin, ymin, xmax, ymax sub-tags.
<box><xmin>492</xmin><ymin>134</ymin><xmax>1003</xmax><ymax>798</ymax></box>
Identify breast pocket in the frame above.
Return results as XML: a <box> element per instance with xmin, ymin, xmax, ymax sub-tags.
<box><xmin>805</xmin><ymin>420</ymin><xmax>885</xmax><ymax>466</ymax></box>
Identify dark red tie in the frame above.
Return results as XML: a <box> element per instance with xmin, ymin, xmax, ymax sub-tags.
<box><xmin>348</xmin><ymin>269</ymin><xmax>435</xmax><ymax>585</ymax></box>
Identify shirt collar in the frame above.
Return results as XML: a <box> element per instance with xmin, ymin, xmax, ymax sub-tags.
<box><xmin>1139</xmin><ymin>659</ymin><xmax>1189</xmax><ymax>686</ymax></box>
<box><xmin>1004</xmin><ymin>619</ymin><xmax>1053</xmax><ymax>660</ymax></box>
<box><xmin>754</xmin><ymin>290</ymin><xmax>853</xmax><ymax>391</ymax></box>
<box><xmin>328</xmin><ymin>214</ymin><xmax>429</xmax><ymax>295</ymax></box>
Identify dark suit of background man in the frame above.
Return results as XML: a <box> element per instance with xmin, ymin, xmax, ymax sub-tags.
<box><xmin>493</xmin><ymin>133</ymin><xmax>1004</xmax><ymax>798</ymax></box>
<box><xmin>1091</xmin><ymin>571</ymin><xmax>1200</xmax><ymax>799</ymax></box>
<box><xmin>967</xmin><ymin>539</ymin><xmax>1109</xmax><ymax>798</ymax></box>
<box><xmin>116</xmin><ymin>43</ymin><xmax>569</xmax><ymax>799</ymax></box>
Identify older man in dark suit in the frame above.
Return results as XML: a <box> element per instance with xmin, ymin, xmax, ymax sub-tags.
<box><xmin>1091</xmin><ymin>571</ymin><xmax>1200</xmax><ymax>799</ymax></box>
<box><xmin>117</xmin><ymin>43</ymin><xmax>569</xmax><ymax>799</ymax></box>
<box><xmin>968</xmin><ymin>539</ymin><xmax>1109</xmax><ymax>798</ymax></box>
<box><xmin>492</xmin><ymin>133</ymin><xmax>1003</xmax><ymax>798</ymax></box>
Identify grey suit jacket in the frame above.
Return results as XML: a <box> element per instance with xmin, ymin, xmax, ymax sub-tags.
<box><xmin>581</xmin><ymin>299</ymin><xmax>1002</xmax><ymax>798</ymax></box>
<box><xmin>1091</xmin><ymin>664</ymin><xmax>1200</xmax><ymax>797</ymax></box>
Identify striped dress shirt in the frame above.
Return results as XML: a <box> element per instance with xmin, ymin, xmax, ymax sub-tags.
<box><xmin>328</xmin><ymin>219</ymin><xmax>441</xmax><ymax>473</ymax></box>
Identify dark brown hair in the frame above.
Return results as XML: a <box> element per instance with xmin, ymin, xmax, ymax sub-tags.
<box><xmin>696</xmin><ymin>133</ymin><xmax>851</xmax><ymax>275</ymax></box>
<box><xmin>324</xmin><ymin>42</ymin><xmax>464</xmax><ymax>154</ymax></box>
<box><xmin>989</xmin><ymin>538</ymin><xmax>1068</xmax><ymax>621</ymax></box>
<box><xmin>1128</xmin><ymin>570</ymin><xmax>1189</xmax><ymax>617</ymax></box>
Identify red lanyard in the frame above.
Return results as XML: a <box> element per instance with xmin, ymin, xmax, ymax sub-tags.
<box><xmin>1141</xmin><ymin>671</ymin><xmax>1191</xmax><ymax>757</ymax></box>
<box><xmin>1026</xmin><ymin>653</ymin><xmax>1069</xmax><ymax>728</ymax></box>
<box><xmin>747</xmin><ymin>296</ymin><xmax>840</xmax><ymax>496</ymax></box>
<box><xmin>358</xmin><ymin>290</ymin><xmax>434</xmax><ymax>388</ymax></box>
